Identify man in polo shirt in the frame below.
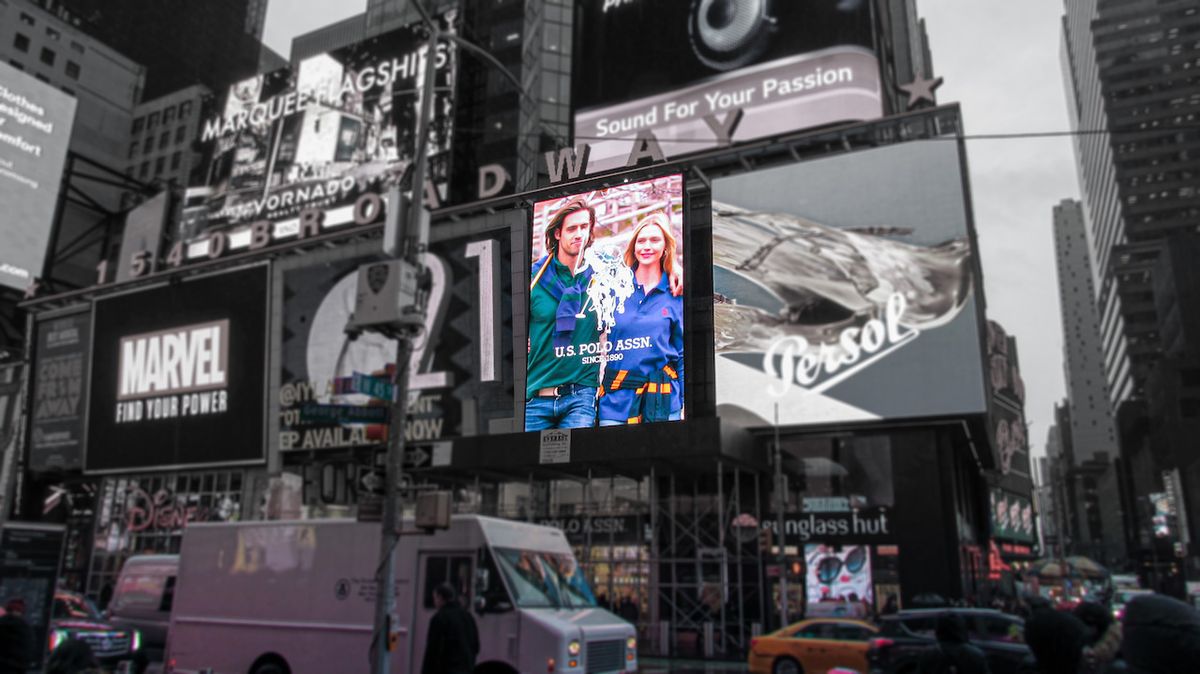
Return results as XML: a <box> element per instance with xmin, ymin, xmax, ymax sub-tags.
<box><xmin>526</xmin><ymin>197</ymin><xmax>603</xmax><ymax>430</ymax></box>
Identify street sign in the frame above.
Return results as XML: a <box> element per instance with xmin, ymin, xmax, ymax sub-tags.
<box><xmin>403</xmin><ymin>446</ymin><xmax>431</xmax><ymax>469</ymax></box>
<box><xmin>351</xmin><ymin>372</ymin><xmax>396</xmax><ymax>401</ymax></box>
<box><xmin>299</xmin><ymin>404</ymin><xmax>389</xmax><ymax>425</ymax></box>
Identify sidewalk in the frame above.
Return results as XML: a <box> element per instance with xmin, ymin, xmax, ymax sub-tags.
<box><xmin>640</xmin><ymin>657</ymin><xmax>748</xmax><ymax>674</ymax></box>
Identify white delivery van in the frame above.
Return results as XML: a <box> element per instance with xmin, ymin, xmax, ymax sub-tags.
<box><xmin>163</xmin><ymin>516</ymin><xmax>637</xmax><ymax>674</ymax></box>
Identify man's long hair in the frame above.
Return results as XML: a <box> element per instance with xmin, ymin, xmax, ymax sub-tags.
<box><xmin>623</xmin><ymin>211</ymin><xmax>678</xmax><ymax>278</ymax></box>
<box><xmin>544</xmin><ymin>196</ymin><xmax>597</xmax><ymax>256</ymax></box>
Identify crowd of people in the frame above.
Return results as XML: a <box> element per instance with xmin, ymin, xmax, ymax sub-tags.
<box><xmin>915</xmin><ymin>592</ymin><xmax>1200</xmax><ymax>674</ymax></box>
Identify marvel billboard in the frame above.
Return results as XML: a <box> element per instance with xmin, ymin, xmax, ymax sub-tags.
<box><xmin>0</xmin><ymin>61</ymin><xmax>77</xmax><ymax>290</ymax></box>
<box><xmin>185</xmin><ymin>12</ymin><xmax>457</xmax><ymax>245</ymax></box>
<box><xmin>526</xmin><ymin>174</ymin><xmax>685</xmax><ymax>430</ymax></box>
<box><xmin>86</xmin><ymin>266</ymin><xmax>269</xmax><ymax>472</ymax></box>
<box><xmin>574</xmin><ymin>0</ymin><xmax>882</xmax><ymax>174</ymax></box>
<box><xmin>711</xmin><ymin>140</ymin><xmax>986</xmax><ymax>426</ymax></box>
<box><xmin>279</xmin><ymin>235</ymin><xmax>513</xmax><ymax>453</ymax></box>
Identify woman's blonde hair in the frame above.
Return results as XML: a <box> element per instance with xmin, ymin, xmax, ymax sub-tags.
<box><xmin>623</xmin><ymin>211</ymin><xmax>678</xmax><ymax>277</ymax></box>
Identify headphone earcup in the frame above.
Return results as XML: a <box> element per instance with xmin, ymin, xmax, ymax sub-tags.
<box><xmin>688</xmin><ymin>0</ymin><xmax>776</xmax><ymax>72</ymax></box>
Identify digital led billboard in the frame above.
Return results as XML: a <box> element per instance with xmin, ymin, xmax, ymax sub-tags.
<box><xmin>805</xmin><ymin>543</ymin><xmax>873</xmax><ymax>605</ymax></box>
<box><xmin>189</xmin><ymin>12</ymin><xmax>457</xmax><ymax>238</ymax></box>
<box><xmin>574</xmin><ymin>0</ymin><xmax>882</xmax><ymax>174</ymax></box>
<box><xmin>0</xmin><ymin>61</ymin><xmax>77</xmax><ymax>290</ymax></box>
<box><xmin>86</xmin><ymin>266</ymin><xmax>269</xmax><ymax>473</ymax></box>
<box><xmin>279</xmin><ymin>235</ymin><xmax>514</xmax><ymax>453</ymax></box>
<box><xmin>712</xmin><ymin>140</ymin><xmax>986</xmax><ymax>427</ymax></box>
<box><xmin>990</xmin><ymin>489</ymin><xmax>1035</xmax><ymax>544</ymax></box>
<box><xmin>527</xmin><ymin>174</ymin><xmax>685</xmax><ymax>430</ymax></box>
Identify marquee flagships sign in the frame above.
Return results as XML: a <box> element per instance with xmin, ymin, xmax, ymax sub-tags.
<box><xmin>168</xmin><ymin>12</ymin><xmax>457</xmax><ymax>268</ymax></box>
<box><xmin>86</xmin><ymin>266</ymin><xmax>269</xmax><ymax>473</ymax></box>
<box><xmin>28</xmin><ymin>310</ymin><xmax>91</xmax><ymax>471</ymax></box>
<box><xmin>711</xmin><ymin>139</ymin><xmax>987</xmax><ymax>426</ymax></box>
<box><xmin>573</xmin><ymin>0</ymin><xmax>882</xmax><ymax>175</ymax></box>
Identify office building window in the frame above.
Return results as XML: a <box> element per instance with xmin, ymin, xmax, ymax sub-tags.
<box><xmin>60</xmin><ymin>86</ymin><xmax>73</xmax><ymax>96</ymax></box>
<box><xmin>143</xmin><ymin>137</ymin><xmax>153</xmax><ymax>154</ymax></box>
<box><xmin>65</xmin><ymin>60</ymin><xmax>79</xmax><ymax>79</ymax></box>
<box><xmin>179</xmin><ymin>101</ymin><xmax>193</xmax><ymax>118</ymax></box>
<box><xmin>155</xmin><ymin>157</ymin><xmax>165</xmax><ymax>175</ymax></box>
<box><xmin>8</xmin><ymin>60</ymin><xmax>23</xmax><ymax>71</ymax></box>
<box><xmin>174</xmin><ymin>126</ymin><xmax>186</xmax><ymax>144</ymax></box>
<box><xmin>69</xmin><ymin>41</ymin><xmax>84</xmax><ymax>54</ymax></box>
<box><xmin>13</xmin><ymin>33</ymin><xmax>30</xmax><ymax>53</ymax></box>
<box><xmin>170</xmin><ymin>151</ymin><xmax>182</xmax><ymax>170</ymax></box>
<box><xmin>40</xmin><ymin>47</ymin><xmax>55</xmax><ymax>66</ymax></box>
<box><xmin>164</xmin><ymin>107</ymin><xmax>176</xmax><ymax>124</ymax></box>
<box><xmin>129</xmin><ymin>143</ymin><xmax>138</xmax><ymax>159</ymax></box>
<box><xmin>19</xmin><ymin>12</ymin><xmax>34</xmax><ymax>26</ymax></box>
<box><xmin>159</xmin><ymin>132</ymin><xmax>169</xmax><ymax>150</ymax></box>
<box><xmin>147</xmin><ymin>112</ymin><xmax>159</xmax><ymax>129</ymax></box>
<box><xmin>139</xmin><ymin>162</ymin><xmax>149</xmax><ymax>178</ymax></box>
<box><xmin>46</xmin><ymin>27</ymin><xmax>60</xmax><ymax>41</ymax></box>
<box><xmin>35</xmin><ymin>74</ymin><xmax>49</xmax><ymax>83</ymax></box>
<box><xmin>132</xmin><ymin>117</ymin><xmax>144</xmax><ymax>134</ymax></box>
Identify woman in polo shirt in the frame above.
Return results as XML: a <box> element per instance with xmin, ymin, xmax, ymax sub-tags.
<box><xmin>598</xmin><ymin>212</ymin><xmax>685</xmax><ymax>426</ymax></box>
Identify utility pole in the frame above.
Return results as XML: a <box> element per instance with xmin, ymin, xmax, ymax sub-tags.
<box><xmin>370</xmin><ymin>12</ymin><xmax>440</xmax><ymax>674</ymax></box>
<box><xmin>774</xmin><ymin>404</ymin><xmax>789</xmax><ymax>628</ymax></box>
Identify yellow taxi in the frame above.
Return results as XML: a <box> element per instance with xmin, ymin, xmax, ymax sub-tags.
<box><xmin>748</xmin><ymin>618</ymin><xmax>879</xmax><ymax>674</ymax></box>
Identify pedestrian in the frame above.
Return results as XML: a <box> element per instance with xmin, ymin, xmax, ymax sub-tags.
<box><xmin>421</xmin><ymin>583</ymin><xmax>480</xmax><ymax>674</ymax></box>
<box><xmin>916</xmin><ymin>613</ymin><xmax>991</xmax><ymax>674</ymax></box>
<box><xmin>1020</xmin><ymin>606</ymin><xmax>1089</xmax><ymax>674</ymax></box>
<box><xmin>0</xmin><ymin>598</ymin><xmax>34</xmax><ymax>674</ymax></box>
<box><xmin>45</xmin><ymin>638</ymin><xmax>100</xmax><ymax>674</ymax></box>
<box><xmin>1121</xmin><ymin>593</ymin><xmax>1200</xmax><ymax>674</ymax></box>
<box><xmin>1073</xmin><ymin>602</ymin><xmax>1124</xmax><ymax>672</ymax></box>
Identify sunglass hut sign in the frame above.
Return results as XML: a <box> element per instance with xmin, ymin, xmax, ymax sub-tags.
<box><xmin>115</xmin><ymin>320</ymin><xmax>230</xmax><ymax>423</ymax></box>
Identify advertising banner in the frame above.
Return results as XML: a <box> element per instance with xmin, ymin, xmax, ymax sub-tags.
<box><xmin>279</xmin><ymin>235</ymin><xmax>513</xmax><ymax>452</ymax></box>
<box><xmin>574</xmin><ymin>0</ymin><xmax>882</xmax><ymax>174</ymax></box>
<box><xmin>527</xmin><ymin>174</ymin><xmax>685</xmax><ymax>431</ymax></box>
<box><xmin>28</xmin><ymin>310</ymin><xmax>91</xmax><ymax>471</ymax></box>
<box><xmin>712</xmin><ymin>140</ymin><xmax>986</xmax><ymax>426</ymax></box>
<box><xmin>86</xmin><ymin>266</ymin><xmax>269</xmax><ymax>472</ymax></box>
<box><xmin>0</xmin><ymin>61</ymin><xmax>77</xmax><ymax>290</ymax></box>
<box><xmin>188</xmin><ymin>12</ymin><xmax>457</xmax><ymax>239</ymax></box>
<box><xmin>805</xmin><ymin>543</ymin><xmax>873</xmax><ymax>605</ymax></box>
<box><xmin>990</xmin><ymin>489</ymin><xmax>1035</xmax><ymax>544</ymax></box>
<box><xmin>0</xmin><ymin>523</ymin><xmax>65</xmax><ymax>671</ymax></box>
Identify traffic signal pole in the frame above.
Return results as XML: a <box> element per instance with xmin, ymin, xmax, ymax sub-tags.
<box><xmin>370</xmin><ymin>14</ymin><xmax>440</xmax><ymax>674</ymax></box>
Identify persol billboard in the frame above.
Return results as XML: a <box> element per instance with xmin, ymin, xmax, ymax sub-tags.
<box><xmin>574</xmin><ymin>0</ymin><xmax>882</xmax><ymax>174</ymax></box>
<box><xmin>711</xmin><ymin>139</ymin><xmax>986</xmax><ymax>426</ymax></box>
<box><xmin>86</xmin><ymin>266</ymin><xmax>269</xmax><ymax>473</ymax></box>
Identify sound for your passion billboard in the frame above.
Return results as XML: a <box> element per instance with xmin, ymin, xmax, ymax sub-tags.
<box><xmin>86</xmin><ymin>266</ymin><xmax>269</xmax><ymax>472</ymax></box>
<box><xmin>574</xmin><ymin>0</ymin><xmax>882</xmax><ymax>174</ymax></box>
<box><xmin>711</xmin><ymin>140</ymin><xmax>987</xmax><ymax>426</ymax></box>
<box><xmin>279</xmin><ymin>235</ymin><xmax>513</xmax><ymax>454</ymax></box>
<box><xmin>181</xmin><ymin>11</ymin><xmax>457</xmax><ymax>257</ymax></box>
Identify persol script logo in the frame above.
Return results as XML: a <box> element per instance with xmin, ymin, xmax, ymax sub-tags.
<box><xmin>762</xmin><ymin>294</ymin><xmax>919</xmax><ymax>396</ymax></box>
<box><xmin>118</xmin><ymin>320</ymin><xmax>229</xmax><ymax>400</ymax></box>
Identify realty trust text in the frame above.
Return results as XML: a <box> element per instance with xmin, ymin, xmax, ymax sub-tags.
<box><xmin>114</xmin><ymin>320</ymin><xmax>230</xmax><ymax>423</ymax></box>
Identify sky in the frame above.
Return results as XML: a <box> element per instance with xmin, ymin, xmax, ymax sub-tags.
<box><xmin>262</xmin><ymin>0</ymin><xmax>1077</xmax><ymax>457</ymax></box>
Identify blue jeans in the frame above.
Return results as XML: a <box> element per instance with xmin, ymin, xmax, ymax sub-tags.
<box><xmin>525</xmin><ymin>387</ymin><xmax>598</xmax><ymax>430</ymax></box>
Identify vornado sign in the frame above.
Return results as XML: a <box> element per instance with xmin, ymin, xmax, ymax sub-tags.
<box><xmin>115</xmin><ymin>320</ymin><xmax>230</xmax><ymax>423</ymax></box>
<box><xmin>87</xmin><ymin>267</ymin><xmax>268</xmax><ymax>473</ymax></box>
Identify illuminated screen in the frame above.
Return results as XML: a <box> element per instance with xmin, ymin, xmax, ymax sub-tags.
<box><xmin>805</xmin><ymin>543</ymin><xmax>873</xmax><ymax>606</ymax></box>
<box><xmin>526</xmin><ymin>174</ymin><xmax>685</xmax><ymax>431</ymax></box>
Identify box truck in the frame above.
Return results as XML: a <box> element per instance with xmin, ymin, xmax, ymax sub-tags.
<box><xmin>163</xmin><ymin>516</ymin><xmax>637</xmax><ymax>674</ymax></box>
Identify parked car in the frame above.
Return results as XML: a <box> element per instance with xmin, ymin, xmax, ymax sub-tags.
<box><xmin>107</xmin><ymin>554</ymin><xmax>179</xmax><ymax>664</ymax></box>
<box><xmin>749</xmin><ymin>618</ymin><xmax>878</xmax><ymax>674</ymax></box>
<box><xmin>867</xmin><ymin>608</ymin><xmax>1028</xmax><ymax>674</ymax></box>
<box><xmin>49</xmin><ymin>590</ymin><xmax>144</xmax><ymax>671</ymax></box>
